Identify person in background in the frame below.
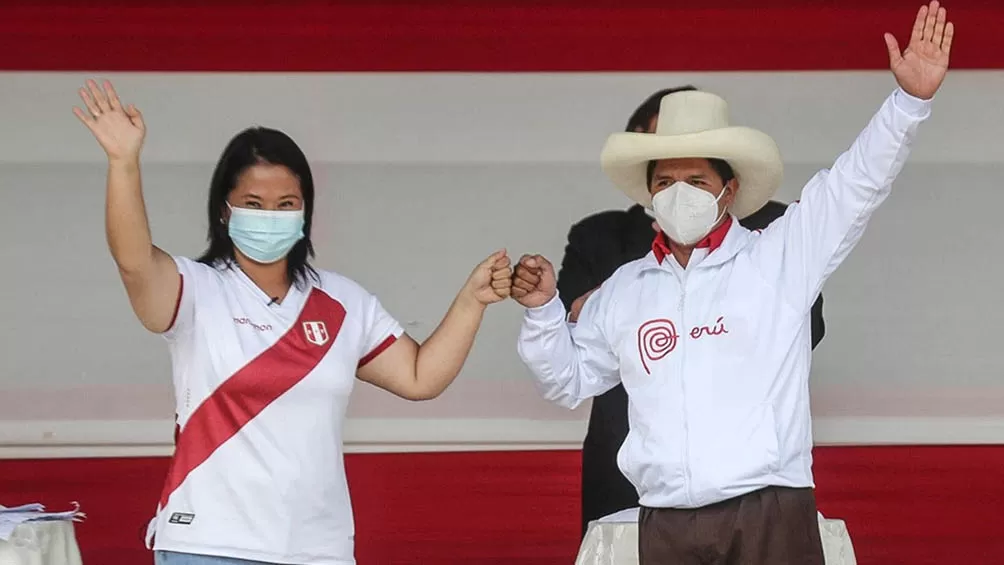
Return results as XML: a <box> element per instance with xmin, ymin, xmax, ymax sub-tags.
<box><xmin>560</xmin><ymin>87</ymin><xmax>826</xmax><ymax>537</ymax></box>
<box><xmin>73</xmin><ymin>80</ymin><xmax>512</xmax><ymax>565</ymax></box>
<box><xmin>512</xmin><ymin>3</ymin><xmax>950</xmax><ymax>561</ymax></box>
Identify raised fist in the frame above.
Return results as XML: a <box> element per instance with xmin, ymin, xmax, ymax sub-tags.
<box><xmin>510</xmin><ymin>254</ymin><xmax>557</xmax><ymax>308</ymax></box>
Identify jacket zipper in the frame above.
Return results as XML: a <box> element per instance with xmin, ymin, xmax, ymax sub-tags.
<box><xmin>677</xmin><ymin>272</ymin><xmax>693</xmax><ymax>507</ymax></box>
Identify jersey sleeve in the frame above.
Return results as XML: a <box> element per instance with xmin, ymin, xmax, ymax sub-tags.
<box><xmin>357</xmin><ymin>291</ymin><xmax>406</xmax><ymax>368</ymax></box>
<box><xmin>162</xmin><ymin>256</ymin><xmax>206</xmax><ymax>341</ymax></box>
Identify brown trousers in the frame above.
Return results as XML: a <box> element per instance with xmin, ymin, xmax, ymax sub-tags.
<box><xmin>638</xmin><ymin>486</ymin><xmax>824</xmax><ymax>565</ymax></box>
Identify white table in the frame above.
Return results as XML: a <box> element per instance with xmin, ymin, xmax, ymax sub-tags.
<box><xmin>575</xmin><ymin>508</ymin><xmax>858</xmax><ymax>565</ymax></box>
<box><xmin>0</xmin><ymin>522</ymin><xmax>82</xmax><ymax>565</ymax></box>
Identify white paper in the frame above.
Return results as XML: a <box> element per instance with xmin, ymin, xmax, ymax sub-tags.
<box><xmin>0</xmin><ymin>504</ymin><xmax>45</xmax><ymax>514</ymax></box>
<box><xmin>0</xmin><ymin>502</ymin><xmax>85</xmax><ymax>541</ymax></box>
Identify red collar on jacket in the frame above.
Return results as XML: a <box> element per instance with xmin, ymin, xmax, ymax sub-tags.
<box><xmin>652</xmin><ymin>215</ymin><xmax>733</xmax><ymax>264</ymax></box>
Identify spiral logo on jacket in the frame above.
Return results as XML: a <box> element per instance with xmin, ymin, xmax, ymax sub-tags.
<box><xmin>637</xmin><ymin>318</ymin><xmax>679</xmax><ymax>374</ymax></box>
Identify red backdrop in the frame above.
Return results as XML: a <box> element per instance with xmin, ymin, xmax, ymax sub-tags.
<box><xmin>0</xmin><ymin>0</ymin><xmax>1002</xmax><ymax>71</ymax></box>
<box><xmin>3</xmin><ymin>447</ymin><xmax>1004</xmax><ymax>564</ymax></box>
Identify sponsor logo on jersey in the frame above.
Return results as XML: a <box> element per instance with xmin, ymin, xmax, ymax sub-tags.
<box><xmin>233</xmin><ymin>317</ymin><xmax>273</xmax><ymax>332</ymax></box>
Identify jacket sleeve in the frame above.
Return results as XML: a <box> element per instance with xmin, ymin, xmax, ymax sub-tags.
<box><xmin>516</xmin><ymin>281</ymin><xmax>622</xmax><ymax>410</ymax></box>
<box><xmin>556</xmin><ymin>223</ymin><xmax>604</xmax><ymax>310</ymax></box>
<box><xmin>741</xmin><ymin>202</ymin><xmax>828</xmax><ymax>349</ymax></box>
<box><xmin>752</xmin><ymin>88</ymin><xmax>931</xmax><ymax>312</ymax></box>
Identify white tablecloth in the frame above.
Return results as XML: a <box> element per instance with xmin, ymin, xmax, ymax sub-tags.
<box><xmin>0</xmin><ymin>522</ymin><xmax>82</xmax><ymax>565</ymax></box>
<box><xmin>575</xmin><ymin>508</ymin><xmax>857</xmax><ymax>565</ymax></box>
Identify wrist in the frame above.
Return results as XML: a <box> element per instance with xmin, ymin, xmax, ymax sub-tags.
<box><xmin>535</xmin><ymin>290</ymin><xmax>559</xmax><ymax>309</ymax></box>
<box><xmin>456</xmin><ymin>289</ymin><xmax>488</xmax><ymax>313</ymax></box>
<box><xmin>108</xmin><ymin>155</ymin><xmax>141</xmax><ymax>171</ymax></box>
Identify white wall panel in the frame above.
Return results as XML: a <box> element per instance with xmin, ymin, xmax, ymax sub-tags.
<box><xmin>1</xmin><ymin>72</ymin><xmax>1002</xmax><ymax>455</ymax></box>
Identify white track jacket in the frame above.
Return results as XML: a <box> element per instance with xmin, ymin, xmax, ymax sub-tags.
<box><xmin>517</xmin><ymin>88</ymin><xmax>931</xmax><ymax>509</ymax></box>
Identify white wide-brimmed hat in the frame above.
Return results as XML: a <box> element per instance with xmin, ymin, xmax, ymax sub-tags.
<box><xmin>600</xmin><ymin>90</ymin><xmax>784</xmax><ymax>219</ymax></box>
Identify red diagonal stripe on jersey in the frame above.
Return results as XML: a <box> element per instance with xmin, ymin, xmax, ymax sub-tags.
<box><xmin>159</xmin><ymin>288</ymin><xmax>346</xmax><ymax>508</ymax></box>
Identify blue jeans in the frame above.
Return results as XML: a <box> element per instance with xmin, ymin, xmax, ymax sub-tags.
<box><xmin>154</xmin><ymin>551</ymin><xmax>280</xmax><ymax>565</ymax></box>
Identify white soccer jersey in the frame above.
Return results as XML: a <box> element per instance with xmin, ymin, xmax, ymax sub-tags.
<box><xmin>146</xmin><ymin>256</ymin><xmax>403</xmax><ymax>564</ymax></box>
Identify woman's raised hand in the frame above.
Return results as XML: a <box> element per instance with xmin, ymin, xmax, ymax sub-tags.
<box><xmin>73</xmin><ymin>79</ymin><xmax>146</xmax><ymax>163</ymax></box>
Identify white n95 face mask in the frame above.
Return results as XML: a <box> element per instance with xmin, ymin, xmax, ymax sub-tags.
<box><xmin>651</xmin><ymin>181</ymin><xmax>727</xmax><ymax>246</ymax></box>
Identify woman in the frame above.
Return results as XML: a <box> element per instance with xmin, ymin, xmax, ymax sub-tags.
<box><xmin>73</xmin><ymin>79</ymin><xmax>512</xmax><ymax>565</ymax></box>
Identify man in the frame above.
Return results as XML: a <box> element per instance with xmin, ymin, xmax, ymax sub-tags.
<box><xmin>558</xmin><ymin>87</ymin><xmax>827</xmax><ymax>538</ymax></box>
<box><xmin>512</xmin><ymin>3</ymin><xmax>952</xmax><ymax>563</ymax></box>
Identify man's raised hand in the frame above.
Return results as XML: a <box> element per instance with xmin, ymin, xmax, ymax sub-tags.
<box><xmin>884</xmin><ymin>1</ymin><xmax>954</xmax><ymax>100</ymax></box>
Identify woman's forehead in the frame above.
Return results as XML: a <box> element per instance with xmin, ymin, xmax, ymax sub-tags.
<box><xmin>231</xmin><ymin>164</ymin><xmax>301</xmax><ymax>198</ymax></box>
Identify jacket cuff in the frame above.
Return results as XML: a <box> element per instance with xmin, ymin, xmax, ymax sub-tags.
<box><xmin>524</xmin><ymin>293</ymin><xmax>566</xmax><ymax>323</ymax></box>
<box><xmin>893</xmin><ymin>88</ymin><xmax>933</xmax><ymax>119</ymax></box>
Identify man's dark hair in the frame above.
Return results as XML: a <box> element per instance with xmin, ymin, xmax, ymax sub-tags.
<box><xmin>625</xmin><ymin>85</ymin><xmax>697</xmax><ymax>132</ymax></box>
<box><xmin>646</xmin><ymin>158</ymin><xmax>736</xmax><ymax>187</ymax></box>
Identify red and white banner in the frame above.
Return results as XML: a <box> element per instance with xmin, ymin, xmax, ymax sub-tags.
<box><xmin>1</xmin><ymin>1</ymin><xmax>1001</xmax><ymax>72</ymax></box>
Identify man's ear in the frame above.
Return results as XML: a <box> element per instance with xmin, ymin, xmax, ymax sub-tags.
<box><xmin>726</xmin><ymin>179</ymin><xmax>739</xmax><ymax>205</ymax></box>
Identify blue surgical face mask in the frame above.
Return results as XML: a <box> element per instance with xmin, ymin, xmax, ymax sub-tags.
<box><xmin>226</xmin><ymin>204</ymin><xmax>305</xmax><ymax>264</ymax></box>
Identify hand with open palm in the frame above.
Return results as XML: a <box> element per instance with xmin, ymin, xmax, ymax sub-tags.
<box><xmin>884</xmin><ymin>1</ymin><xmax>954</xmax><ymax>100</ymax></box>
<box><xmin>72</xmin><ymin>79</ymin><xmax>146</xmax><ymax>163</ymax></box>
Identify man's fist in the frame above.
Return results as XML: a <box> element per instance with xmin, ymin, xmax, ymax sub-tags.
<box><xmin>510</xmin><ymin>254</ymin><xmax>557</xmax><ymax>308</ymax></box>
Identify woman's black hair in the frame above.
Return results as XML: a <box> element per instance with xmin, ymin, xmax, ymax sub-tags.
<box><xmin>197</xmin><ymin>126</ymin><xmax>318</xmax><ymax>287</ymax></box>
